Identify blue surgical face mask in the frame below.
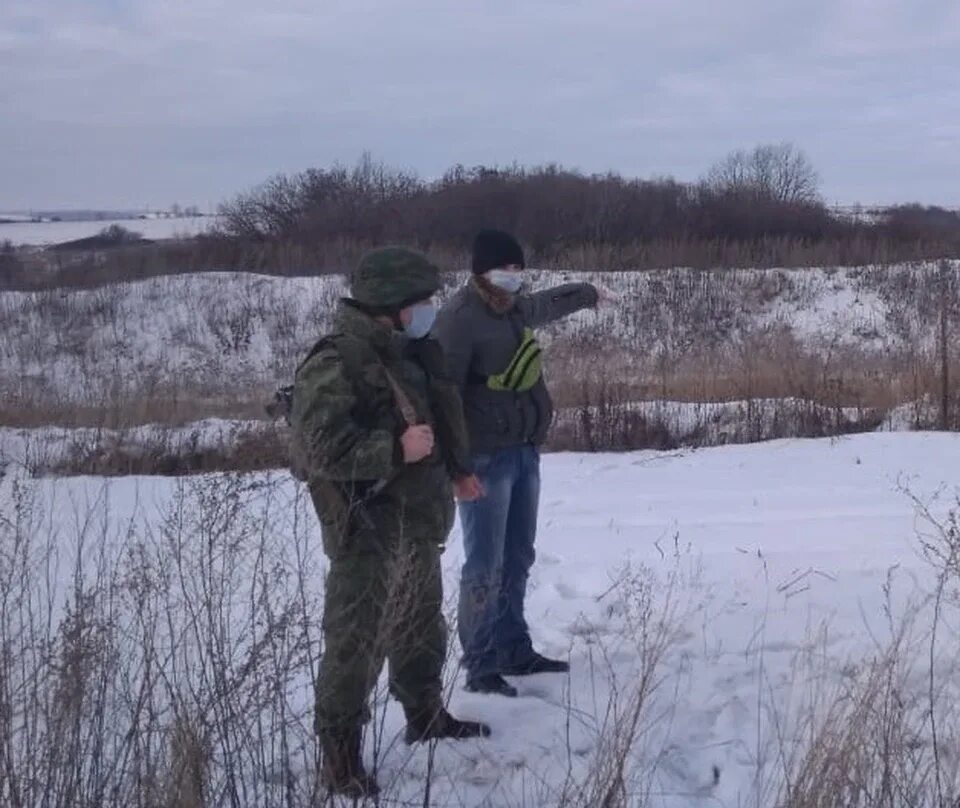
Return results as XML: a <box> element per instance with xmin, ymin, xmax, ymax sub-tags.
<box><xmin>403</xmin><ymin>302</ymin><xmax>436</xmax><ymax>339</ymax></box>
<box><xmin>486</xmin><ymin>269</ymin><xmax>523</xmax><ymax>293</ymax></box>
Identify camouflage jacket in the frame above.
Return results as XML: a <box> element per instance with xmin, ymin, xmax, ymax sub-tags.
<box><xmin>290</xmin><ymin>302</ymin><xmax>470</xmax><ymax>550</ymax></box>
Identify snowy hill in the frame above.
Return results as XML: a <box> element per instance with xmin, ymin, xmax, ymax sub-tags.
<box><xmin>2</xmin><ymin>262</ymin><xmax>957</xmax><ymax>447</ymax></box>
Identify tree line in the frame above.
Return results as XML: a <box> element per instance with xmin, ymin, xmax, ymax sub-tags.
<box><xmin>215</xmin><ymin>144</ymin><xmax>960</xmax><ymax>265</ymax></box>
<box><xmin>4</xmin><ymin>143</ymin><xmax>960</xmax><ymax>290</ymax></box>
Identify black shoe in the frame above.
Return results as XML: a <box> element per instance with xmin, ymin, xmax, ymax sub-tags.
<box><xmin>465</xmin><ymin>673</ymin><xmax>518</xmax><ymax>698</ymax></box>
<box><xmin>500</xmin><ymin>652</ymin><xmax>570</xmax><ymax>676</ymax></box>
<box><xmin>404</xmin><ymin>707</ymin><xmax>492</xmax><ymax>744</ymax></box>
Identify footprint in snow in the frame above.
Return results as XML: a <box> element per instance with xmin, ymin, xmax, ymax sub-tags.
<box><xmin>722</xmin><ymin>693</ymin><xmax>752</xmax><ymax>731</ymax></box>
<box><xmin>712</xmin><ymin>668</ymin><xmax>756</xmax><ymax>691</ymax></box>
<box><xmin>567</xmin><ymin>616</ymin><xmax>609</xmax><ymax>639</ymax></box>
<box><xmin>761</xmin><ymin>639</ymin><xmax>799</xmax><ymax>653</ymax></box>
<box><xmin>513</xmin><ymin>681</ymin><xmax>562</xmax><ymax>701</ymax></box>
<box><xmin>684</xmin><ymin>703</ymin><xmax>724</xmax><ymax>740</ymax></box>
<box><xmin>553</xmin><ymin>581</ymin><xmax>581</xmax><ymax>600</ymax></box>
<box><xmin>459</xmin><ymin>758</ymin><xmax>501</xmax><ymax>786</ymax></box>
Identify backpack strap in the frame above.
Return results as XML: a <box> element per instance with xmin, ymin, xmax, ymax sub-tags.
<box><xmin>379</xmin><ymin>366</ymin><xmax>418</xmax><ymax>427</ymax></box>
<box><xmin>266</xmin><ymin>335</ymin><xmax>342</xmax><ymax>423</ymax></box>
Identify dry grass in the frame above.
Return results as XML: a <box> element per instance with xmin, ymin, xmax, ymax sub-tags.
<box><xmin>7</xmin><ymin>229</ymin><xmax>956</xmax><ymax>296</ymax></box>
<box><xmin>0</xmin><ymin>470</ymin><xmax>322</xmax><ymax>807</ymax></box>
<box><xmin>770</xmin><ymin>562</ymin><xmax>960</xmax><ymax>808</ymax></box>
<box><xmin>0</xmin><ymin>394</ymin><xmax>271</xmax><ymax>430</ymax></box>
<box><xmin>18</xmin><ymin>421</ymin><xmax>289</xmax><ymax>477</ymax></box>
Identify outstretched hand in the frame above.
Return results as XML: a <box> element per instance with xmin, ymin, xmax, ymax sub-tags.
<box><xmin>594</xmin><ymin>284</ymin><xmax>620</xmax><ymax>307</ymax></box>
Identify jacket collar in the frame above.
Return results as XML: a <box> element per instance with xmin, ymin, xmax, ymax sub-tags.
<box><xmin>469</xmin><ymin>276</ymin><xmax>515</xmax><ymax>315</ymax></box>
<box><xmin>334</xmin><ymin>300</ymin><xmax>408</xmax><ymax>358</ymax></box>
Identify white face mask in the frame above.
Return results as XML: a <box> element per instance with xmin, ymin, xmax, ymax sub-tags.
<box><xmin>403</xmin><ymin>301</ymin><xmax>437</xmax><ymax>339</ymax></box>
<box><xmin>486</xmin><ymin>269</ymin><xmax>523</xmax><ymax>293</ymax></box>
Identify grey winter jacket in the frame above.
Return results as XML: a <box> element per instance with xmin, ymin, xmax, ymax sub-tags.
<box><xmin>433</xmin><ymin>280</ymin><xmax>598</xmax><ymax>455</ymax></box>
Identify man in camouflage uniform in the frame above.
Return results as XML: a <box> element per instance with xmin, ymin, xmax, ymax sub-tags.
<box><xmin>290</xmin><ymin>247</ymin><xmax>489</xmax><ymax>798</ymax></box>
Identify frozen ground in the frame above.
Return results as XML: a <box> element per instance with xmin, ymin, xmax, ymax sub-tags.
<box><xmin>3</xmin><ymin>431</ymin><xmax>957</xmax><ymax>805</ymax></box>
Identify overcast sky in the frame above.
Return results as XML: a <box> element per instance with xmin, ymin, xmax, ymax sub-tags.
<box><xmin>2</xmin><ymin>0</ymin><xmax>958</xmax><ymax>211</ymax></box>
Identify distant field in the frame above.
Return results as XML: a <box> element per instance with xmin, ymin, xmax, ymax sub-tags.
<box><xmin>0</xmin><ymin>215</ymin><xmax>216</xmax><ymax>246</ymax></box>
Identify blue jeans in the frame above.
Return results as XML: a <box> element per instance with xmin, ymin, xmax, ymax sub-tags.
<box><xmin>458</xmin><ymin>444</ymin><xmax>540</xmax><ymax>679</ymax></box>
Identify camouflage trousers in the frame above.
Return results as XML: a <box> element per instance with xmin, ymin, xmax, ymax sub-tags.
<box><xmin>312</xmin><ymin>492</ymin><xmax>447</xmax><ymax>740</ymax></box>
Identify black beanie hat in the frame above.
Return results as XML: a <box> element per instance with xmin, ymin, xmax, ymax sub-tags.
<box><xmin>471</xmin><ymin>229</ymin><xmax>525</xmax><ymax>275</ymax></box>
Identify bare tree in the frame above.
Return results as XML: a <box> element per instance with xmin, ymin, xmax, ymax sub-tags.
<box><xmin>706</xmin><ymin>142</ymin><xmax>820</xmax><ymax>204</ymax></box>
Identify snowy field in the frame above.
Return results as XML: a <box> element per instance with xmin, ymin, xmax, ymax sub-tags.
<box><xmin>3</xmin><ymin>431</ymin><xmax>959</xmax><ymax>806</ymax></box>
<box><xmin>0</xmin><ymin>215</ymin><xmax>215</xmax><ymax>245</ymax></box>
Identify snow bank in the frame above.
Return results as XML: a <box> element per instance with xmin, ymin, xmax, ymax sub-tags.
<box><xmin>3</xmin><ymin>263</ymin><xmax>955</xmax><ymax>408</ymax></box>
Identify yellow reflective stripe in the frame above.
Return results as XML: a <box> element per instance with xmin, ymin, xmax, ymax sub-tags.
<box><xmin>509</xmin><ymin>347</ymin><xmax>542</xmax><ymax>391</ymax></box>
<box><xmin>498</xmin><ymin>330</ymin><xmax>536</xmax><ymax>384</ymax></box>
<box><xmin>486</xmin><ymin>328</ymin><xmax>544</xmax><ymax>392</ymax></box>
<box><xmin>501</xmin><ymin>338</ymin><xmax>539</xmax><ymax>390</ymax></box>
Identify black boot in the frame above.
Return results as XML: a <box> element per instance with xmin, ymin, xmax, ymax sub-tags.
<box><xmin>319</xmin><ymin>730</ymin><xmax>379</xmax><ymax>798</ymax></box>
<box><xmin>465</xmin><ymin>673</ymin><xmax>518</xmax><ymax>697</ymax></box>
<box><xmin>404</xmin><ymin>706</ymin><xmax>492</xmax><ymax>744</ymax></box>
<box><xmin>500</xmin><ymin>652</ymin><xmax>570</xmax><ymax>676</ymax></box>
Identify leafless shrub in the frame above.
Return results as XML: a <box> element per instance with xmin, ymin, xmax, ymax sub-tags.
<box><xmin>0</xmin><ymin>470</ymin><xmax>324</xmax><ymax>806</ymax></box>
<box><xmin>166</xmin><ymin>713</ymin><xmax>210</xmax><ymax>808</ymax></box>
<box><xmin>704</xmin><ymin>142</ymin><xmax>820</xmax><ymax>205</ymax></box>
<box><xmin>553</xmin><ymin>557</ymin><xmax>696</xmax><ymax>808</ymax></box>
<box><xmin>206</xmin><ymin>299</ymin><xmax>257</xmax><ymax>354</ymax></box>
<box><xmin>27</xmin><ymin>422</ymin><xmax>290</xmax><ymax>477</ymax></box>
<box><xmin>773</xmin><ymin>613</ymin><xmax>939</xmax><ymax>808</ymax></box>
<box><xmin>753</xmin><ymin>501</ymin><xmax>960</xmax><ymax>808</ymax></box>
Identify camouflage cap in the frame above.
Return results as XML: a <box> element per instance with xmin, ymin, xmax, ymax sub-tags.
<box><xmin>351</xmin><ymin>247</ymin><xmax>441</xmax><ymax>310</ymax></box>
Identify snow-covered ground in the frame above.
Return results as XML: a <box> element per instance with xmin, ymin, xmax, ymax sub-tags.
<box><xmin>3</xmin><ymin>431</ymin><xmax>958</xmax><ymax>805</ymax></box>
<box><xmin>0</xmin><ymin>215</ymin><xmax>215</xmax><ymax>245</ymax></box>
